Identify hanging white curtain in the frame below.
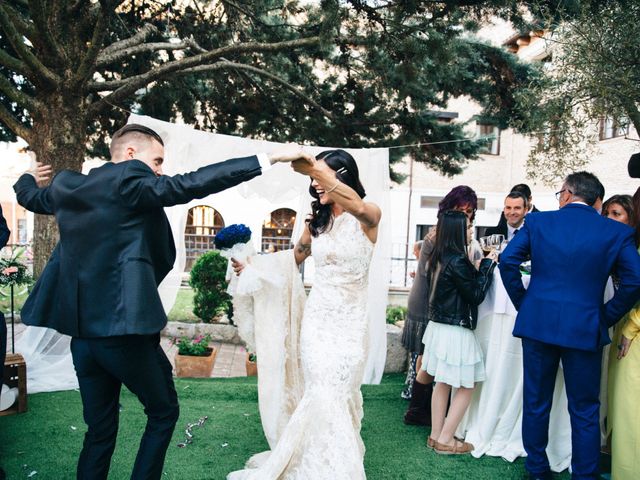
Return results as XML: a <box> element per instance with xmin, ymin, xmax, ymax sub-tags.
<box><xmin>129</xmin><ymin>114</ymin><xmax>391</xmax><ymax>384</ymax></box>
<box><xmin>14</xmin><ymin>115</ymin><xmax>391</xmax><ymax>391</ymax></box>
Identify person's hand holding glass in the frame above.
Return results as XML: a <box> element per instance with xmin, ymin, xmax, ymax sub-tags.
<box><xmin>480</xmin><ymin>234</ymin><xmax>504</xmax><ymax>261</ymax></box>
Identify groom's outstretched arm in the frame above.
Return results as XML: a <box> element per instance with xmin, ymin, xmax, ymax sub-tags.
<box><xmin>119</xmin><ymin>146</ymin><xmax>314</xmax><ymax>210</ymax></box>
<box><xmin>118</xmin><ymin>155</ymin><xmax>262</xmax><ymax>210</ymax></box>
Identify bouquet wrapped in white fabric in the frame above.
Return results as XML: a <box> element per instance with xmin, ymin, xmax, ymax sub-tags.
<box><xmin>215</xmin><ymin>224</ymin><xmax>284</xmax><ymax>352</ymax></box>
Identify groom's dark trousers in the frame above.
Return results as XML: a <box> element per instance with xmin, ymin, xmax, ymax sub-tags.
<box><xmin>71</xmin><ymin>334</ymin><xmax>177</xmax><ymax>480</ymax></box>
<box><xmin>14</xmin><ymin>154</ymin><xmax>265</xmax><ymax>479</ymax></box>
<box><xmin>500</xmin><ymin>203</ymin><xmax>640</xmax><ymax>479</ymax></box>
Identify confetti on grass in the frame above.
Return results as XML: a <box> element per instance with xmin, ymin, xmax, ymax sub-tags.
<box><xmin>176</xmin><ymin>416</ymin><xmax>208</xmax><ymax>448</ymax></box>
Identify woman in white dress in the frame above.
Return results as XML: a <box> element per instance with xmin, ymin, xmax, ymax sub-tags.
<box><xmin>229</xmin><ymin>149</ymin><xmax>381</xmax><ymax>480</ymax></box>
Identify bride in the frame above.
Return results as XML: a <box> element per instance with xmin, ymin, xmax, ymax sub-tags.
<box><xmin>228</xmin><ymin>149</ymin><xmax>381</xmax><ymax>480</ymax></box>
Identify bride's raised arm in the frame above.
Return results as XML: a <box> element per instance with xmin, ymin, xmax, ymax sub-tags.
<box><xmin>292</xmin><ymin>159</ymin><xmax>381</xmax><ymax>239</ymax></box>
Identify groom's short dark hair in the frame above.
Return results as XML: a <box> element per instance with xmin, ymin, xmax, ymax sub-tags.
<box><xmin>110</xmin><ymin>124</ymin><xmax>164</xmax><ymax>158</ymax></box>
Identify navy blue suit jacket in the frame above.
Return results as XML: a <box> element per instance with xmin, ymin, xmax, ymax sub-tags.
<box><xmin>500</xmin><ymin>203</ymin><xmax>640</xmax><ymax>351</ymax></box>
<box><xmin>14</xmin><ymin>156</ymin><xmax>262</xmax><ymax>338</ymax></box>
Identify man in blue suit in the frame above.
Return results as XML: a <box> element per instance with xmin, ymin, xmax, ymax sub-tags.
<box><xmin>13</xmin><ymin>124</ymin><xmax>313</xmax><ymax>480</ymax></box>
<box><xmin>500</xmin><ymin>171</ymin><xmax>640</xmax><ymax>480</ymax></box>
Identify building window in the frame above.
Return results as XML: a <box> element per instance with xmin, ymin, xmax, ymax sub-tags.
<box><xmin>477</xmin><ymin>124</ymin><xmax>500</xmax><ymax>155</ymax></box>
<box><xmin>184</xmin><ymin>206</ymin><xmax>225</xmax><ymax>271</ymax></box>
<box><xmin>262</xmin><ymin>208</ymin><xmax>296</xmax><ymax>252</ymax></box>
<box><xmin>17</xmin><ymin>219</ymin><xmax>27</xmax><ymax>244</ymax></box>
<box><xmin>599</xmin><ymin>116</ymin><xmax>628</xmax><ymax>140</ymax></box>
<box><xmin>535</xmin><ymin>123</ymin><xmax>561</xmax><ymax>152</ymax></box>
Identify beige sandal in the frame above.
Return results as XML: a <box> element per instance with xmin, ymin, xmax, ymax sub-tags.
<box><xmin>433</xmin><ymin>439</ymin><xmax>474</xmax><ymax>455</ymax></box>
<box><xmin>427</xmin><ymin>436</ymin><xmax>436</xmax><ymax>449</ymax></box>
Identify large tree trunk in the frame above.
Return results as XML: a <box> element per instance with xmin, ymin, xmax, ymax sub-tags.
<box><xmin>30</xmin><ymin>94</ymin><xmax>88</xmax><ymax>277</ymax></box>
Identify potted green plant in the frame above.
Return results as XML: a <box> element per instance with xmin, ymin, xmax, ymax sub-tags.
<box><xmin>245</xmin><ymin>352</ymin><xmax>257</xmax><ymax>377</ymax></box>
<box><xmin>386</xmin><ymin>305</ymin><xmax>407</xmax><ymax>327</ymax></box>
<box><xmin>173</xmin><ymin>334</ymin><xmax>216</xmax><ymax>377</ymax></box>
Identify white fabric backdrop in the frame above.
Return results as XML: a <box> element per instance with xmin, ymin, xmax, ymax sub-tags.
<box><xmin>129</xmin><ymin>114</ymin><xmax>391</xmax><ymax>384</ymax></box>
<box><xmin>13</xmin><ymin>116</ymin><xmax>391</xmax><ymax>391</ymax></box>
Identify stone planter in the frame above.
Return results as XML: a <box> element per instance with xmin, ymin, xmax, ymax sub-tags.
<box><xmin>245</xmin><ymin>354</ymin><xmax>257</xmax><ymax>377</ymax></box>
<box><xmin>163</xmin><ymin>321</ymin><xmax>242</xmax><ymax>344</ymax></box>
<box><xmin>174</xmin><ymin>347</ymin><xmax>217</xmax><ymax>378</ymax></box>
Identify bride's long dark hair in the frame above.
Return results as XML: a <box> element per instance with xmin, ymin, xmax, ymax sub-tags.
<box><xmin>307</xmin><ymin>149</ymin><xmax>366</xmax><ymax>237</ymax></box>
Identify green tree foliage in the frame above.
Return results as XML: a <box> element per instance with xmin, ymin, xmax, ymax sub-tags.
<box><xmin>189</xmin><ymin>251</ymin><xmax>231</xmax><ymax>323</ymax></box>
<box><xmin>525</xmin><ymin>0</ymin><xmax>640</xmax><ymax>183</ymax></box>
<box><xmin>0</xmin><ymin>1</ymin><xmax>570</xmax><ymax>269</ymax></box>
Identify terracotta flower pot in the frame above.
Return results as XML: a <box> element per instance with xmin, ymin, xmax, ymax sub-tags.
<box><xmin>175</xmin><ymin>347</ymin><xmax>217</xmax><ymax>378</ymax></box>
<box><xmin>245</xmin><ymin>354</ymin><xmax>257</xmax><ymax>377</ymax></box>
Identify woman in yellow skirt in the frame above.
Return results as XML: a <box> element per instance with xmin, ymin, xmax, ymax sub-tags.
<box><xmin>606</xmin><ymin>190</ymin><xmax>640</xmax><ymax>479</ymax></box>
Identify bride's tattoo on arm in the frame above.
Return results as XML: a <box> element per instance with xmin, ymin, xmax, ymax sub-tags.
<box><xmin>296</xmin><ymin>242</ymin><xmax>312</xmax><ymax>256</ymax></box>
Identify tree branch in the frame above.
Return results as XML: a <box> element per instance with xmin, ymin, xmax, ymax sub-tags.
<box><xmin>183</xmin><ymin>61</ymin><xmax>337</xmax><ymax>121</ymax></box>
<box><xmin>90</xmin><ymin>60</ymin><xmax>336</xmax><ymax>123</ymax></box>
<box><xmin>25</xmin><ymin>0</ymin><xmax>66</xmax><ymax>63</ymax></box>
<box><xmin>89</xmin><ymin>35</ymin><xmax>321</xmax><ymax>93</ymax></box>
<box><xmin>73</xmin><ymin>1</ymin><xmax>110</xmax><ymax>85</ymax></box>
<box><xmin>0</xmin><ymin>48</ymin><xmax>30</xmax><ymax>76</ymax></box>
<box><xmin>0</xmin><ymin>74</ymin><xmax>41</xmax><ymax>112</ymax></box>
<box><xmin>0</xmin><ymin>4</ymin><xmax>60</xmax><ymax>87</ymax></box>
<box><xmin>96</xmin><ymin>37</ymin><xmax>206</xmax><ymax>67</ymax></box>
<box><xmin>0</xmin><ymin>101</ymin><xmax>32</xmax><ymax>143</ymax></box>
<box><xmin>3</xmin><ymin>2</ymin><xmax>37</xmax><ymax>40</ymax></box>
<box><xmin>67</xmin><ymin>0</ymin><xmax>92</xmax><ymax>16</ymax></box>
<box><xmin>99</xmin><ymin>23</ymin><xmax>160</xmax><ymax>59</ymax></box>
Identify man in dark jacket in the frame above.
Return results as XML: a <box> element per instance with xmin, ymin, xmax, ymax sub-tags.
<box><xmin>13</xmin><ymin>124</ymin><xmax>313</xmax><ymax>480</ymax></box>
<box><xmin>486</xmin><ymin>184</ymin><xmax>539</xmax><ymax>237</ymax></box>
<box><xmin>485</xmin><ymin>191</ymin><xmax>529</xmax><ymax>240</ymax></box>
<box><xmin>0</xmin><ymin>205</ymin><xmax>9</xmax><ymax>480</ymax></box>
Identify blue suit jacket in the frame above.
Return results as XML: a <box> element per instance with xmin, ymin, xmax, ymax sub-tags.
<box><xmin>500</xmin><ymin>203</ymin><xmax>640</xmax><ymax>351</ymax></box>
<box><xmin>14</xmin><ymin>156</ymin><xmax>262</xmax><ymax>338</ymax></box>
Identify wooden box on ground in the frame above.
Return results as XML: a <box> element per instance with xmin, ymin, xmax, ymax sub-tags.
<box><xmin>1</xmin><ymin>353</ymin><xmax>28</xmax><ymax>416</ymax></box>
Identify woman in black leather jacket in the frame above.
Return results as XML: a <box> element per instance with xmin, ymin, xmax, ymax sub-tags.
<box><xmin>421</xmin><ymin>210</ymin><xmax>497</xmax><ymax>455</ymax></box>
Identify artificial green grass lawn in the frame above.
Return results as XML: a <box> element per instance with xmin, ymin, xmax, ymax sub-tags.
<box><xmin>167</xmin><ymin>287</ymin><xmax>200</xmax><ymax>323</ymax></box>
<box><xmin>0</xmin><ymin>374</ymin><xmax>570</xmax><ymax>480</ymax></box>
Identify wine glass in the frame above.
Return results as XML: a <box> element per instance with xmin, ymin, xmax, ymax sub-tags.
<box><xmin>479</xmin><ymin>236</ymin><xmax>493</xmax><ymax>257</ymax></box>
<box><xmin>490</xmin><ymin>234</ymin><xmax>505</xmax><ymax>253</ymax></box>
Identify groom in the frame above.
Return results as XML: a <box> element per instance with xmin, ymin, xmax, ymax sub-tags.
<box><xmin>13</xmin><ymin>124</ymin><xmax>313</xmax><ymax>480</ymax></box>
<box><xmin>500</xmin><ymin>171</ymin><xmax>640</xmax><ymax>480</ymax></box>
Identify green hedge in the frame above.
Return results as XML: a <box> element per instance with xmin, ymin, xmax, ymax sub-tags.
<box><xmin>189</xmin><ymin>251</ymin><xmax>232</xmax><ymax>323</ymax></box>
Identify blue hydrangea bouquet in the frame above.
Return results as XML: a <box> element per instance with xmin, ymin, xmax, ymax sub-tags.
<box><xmin>215</xmin><ymin>224</ymin><xmax>260</xmax><ymax>295</ymax></box>
<box><xmin>214</xmin><ymin>224</ymin><xmax>252</xmax><ymax>250</ymax></box>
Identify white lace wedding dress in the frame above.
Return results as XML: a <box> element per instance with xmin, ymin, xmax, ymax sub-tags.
<box><xmin>228</xmin><ymin>212</ymin><xmax>374</xmax><ymax>480</ymax></box>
